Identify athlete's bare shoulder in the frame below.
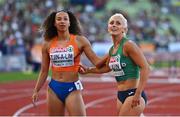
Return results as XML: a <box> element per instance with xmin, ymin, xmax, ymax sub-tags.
<box><xmin>42</xmin><ymin>39</ymin><xmax>52</xmax><ymax>52</ymax></box>
<box><xmin>76</xmin><ymin>35</ymin><xmax>89</xmax><ymax>43</ymax></box>
<box><xmin>124</xmin><ymin>39</ymin><xmax>140</xmax><ymax>55</ymax></box>
<box><xmin>75</xmin><ymin>35</ymin><xmax>91</xmax><ymax>49</ymax></box>
<box><xmin>124</xmin><ymin>40</ymin><xmax>137</xmax><ymax>48</ymax></box>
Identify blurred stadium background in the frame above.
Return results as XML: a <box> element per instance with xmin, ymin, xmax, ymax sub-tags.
<box><xmin>0</xmin><ymin>0</ymin><xmax>180</xmax><ymax>116</ymax></box>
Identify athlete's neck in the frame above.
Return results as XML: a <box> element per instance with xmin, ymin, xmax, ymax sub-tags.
<box><xmin>112</xmin><ymin>34</ymin><xmax>123</xmax><ymax>48</ymax></box>
<box><xmin>57</xmin><ymin>31</ymin><xmax>70</xmax><ymax>41</ymax></box>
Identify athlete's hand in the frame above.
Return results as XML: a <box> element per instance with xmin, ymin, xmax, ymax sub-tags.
<box><xmin>32</xmin><ymin>91</ymin><xmax>38</xmax><ymax>107</ymax></box>
<box><xmin>78</xmin><ymin>64</ymin><xmax>88</xmax><ymax>74</ymax></box>
<box><xmin>131</xmin><ymin>93</ymin><xmax>141</xmax><ymax>108</ymax></box>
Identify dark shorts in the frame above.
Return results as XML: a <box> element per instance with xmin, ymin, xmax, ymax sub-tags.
<box><xmin>117</xmin><ymin>88</ymin><xmax>147</xmax><ymax>104</ymax></box>
<box><xmin>48</xmin><ymin>79</ymin><xmax>83</xmax><ymax>103</ymax></box>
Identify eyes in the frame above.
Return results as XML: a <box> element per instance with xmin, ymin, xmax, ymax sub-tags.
<box><xmin>109</xmin><ymin>20</ymin><xmax>121</xmax><ymax>26</ymax></box>
<box><xmin>56</xmin><ymin>16</ymin><xmax>69</xmax><ymax>22</ymax></box>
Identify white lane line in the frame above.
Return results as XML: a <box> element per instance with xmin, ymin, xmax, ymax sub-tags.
<box><xmin>13</xmin><ymin>100</ymin><xmax>46</xmax><ymax>117</ymax></box>
<box><xmin>1</xmin><ymin>83</ymin><xmax>175</xmax><ymax>102</ymax></box>
<box><xmin>0</xmin><ymin>94</ymin><xmax>32</xmax><ymax>102</ymax></box>
<box><xmin>81</xmin><ymin>76</ymin><xmax>180</xmax><ymax>84</ymax></box>
<box><xmin>10</xmin><ymin>76</ymin><xmax>180</xmax><ymax>116</ymax></box>
<box><xmin>0</xmin><ymin>91</ymin><xmax>45</xmax><ymax>102</ymax></box>
<box><xmin>0</xmin><ymin>89</ymin><xmax>33</xmax><ymax>93</ymax></box>
<box><xmin>85</xmin><ymin>95</ymin><xmax>115</xmax><ymax>108</ymax></box>
<box><xmin>0</xmin><ymin>88</ymin><xmax>114</xmax><ymax>102</ymax></box>
<box><xmin>83</xmin><ymin>89</ymin><xmax>116</xmax><ymax>95</ymax></box>
<box><xmin>147</xmin><ymin>93</ymin><xmax>180</xmax><ymax>105</ymax></box>
<box><xmin>12</xmin><ymin>95</ymin><xmax>115</xmax><ymax>116</ymax></box>
<box><xmin>12</xmin><ymin>91</ymin><xmax>180</xmax><ymax>116</ymax></box>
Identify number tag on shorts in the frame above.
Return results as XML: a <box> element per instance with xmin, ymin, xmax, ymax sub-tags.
<box><xmin>74</xmin><ymin>80</ymin><xmax>83</xmax><ymax>90</ymax></box>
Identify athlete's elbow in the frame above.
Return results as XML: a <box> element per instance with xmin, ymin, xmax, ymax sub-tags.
<box><xmin>40</xmin><ymin>67</ymin><xmax>49</xmax><ymax>75</ymax></box>
<box><xmin>143</xmin><ymin>65</ymin><xmax>150</xmax><ymax>80</ymax></box>
<box><xmin>146</xmin><ymin>64</ymin><xmax>151</xmax><ymax>74</ymax></box>
<box><xmin>141</xmin><ymin>64</ymin><xmax>150</xmax><ymax>76</ymax></box>
<box><xmin>95</xmin><ymin>63</ymin><xmax>102</xmax><ymax>69</ymax></box>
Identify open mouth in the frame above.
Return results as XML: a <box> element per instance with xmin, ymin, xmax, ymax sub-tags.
<box><xmin>111</xmin><ymin>29</ymin><xmax>118</xmax><ymax>32</ymax></box>
<box><xmin>110</xmin><ymin>28</ymin><xmax>118</xmax><ymax>32</ymax></box>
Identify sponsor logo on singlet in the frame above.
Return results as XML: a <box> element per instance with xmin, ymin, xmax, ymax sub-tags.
<box><xmin>50</xmin><ymin>45</ymin><xmax>74</xmax><ymax>67</ymax></box>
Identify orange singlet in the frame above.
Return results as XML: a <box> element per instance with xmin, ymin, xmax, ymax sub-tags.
<box><xmin>49</xmin><ymin>34</ymin><xmax>80</xmax><ymax>72</ymax></box>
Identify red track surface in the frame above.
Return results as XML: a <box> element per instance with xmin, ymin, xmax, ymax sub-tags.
<box><xmin>0</xmin><ymin>77</ymin><xmax>180</xmax><ymax>116</ymax></box>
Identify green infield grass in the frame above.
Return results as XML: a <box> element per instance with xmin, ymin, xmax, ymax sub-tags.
<box><xmin>0</xmin><ymin>72</ymin><xmax>39</xmax><ymax>83</ymax></box>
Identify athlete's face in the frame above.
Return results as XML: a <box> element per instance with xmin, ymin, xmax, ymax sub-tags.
<box><xmin>108</xmin><ymin>15</ymin><xmax>126</xmax><ymax>36</ymax></box>
<box><xmin>55</xmin><ymin>12</ymin><xmax>70</xmax><ymax>32</ymax></box>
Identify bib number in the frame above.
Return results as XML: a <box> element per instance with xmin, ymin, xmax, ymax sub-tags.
<box><xmin>109</xmin><ymin>54</ymin><xmax>125</xmax><ymax>77</ymax></box>
<box><xmin>113</xmin><ymin>70</ymin><xmax>125</xmax><ymax>76</ymax></box>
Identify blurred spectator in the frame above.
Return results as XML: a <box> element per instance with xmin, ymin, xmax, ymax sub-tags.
<box><xmin>25</xmin><ymin>42</ymin><xmax>33</xmax><ymax>72</ymax></box>
<box><xmin>0</xmin><ymin>0</ymin><xmax>179</xmax><ymax>71</ymax></box>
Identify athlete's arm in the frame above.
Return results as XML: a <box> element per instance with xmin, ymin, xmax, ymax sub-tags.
<box><xmin>96</xmin><ymin>54</ymin><xmax>109</xmax><ymax>68</ymax></box>
<box><xmin>33</xmin><ymin>41</ymin><xmax>50</xmax><ymax>93</ymax></box>
<box><xmin>86</xmin><ymin>65</ymin><xmax>111</xmax><ymax>74</ymax></box>
<box><xmin>125</xmin><ymin>40</ymin><xmax>150</xmax><ymax>96</ymax></box>
<box><xmin>82</xmin><ymin>56</ymin><xmax>111</xmax><ymax>74</ymax></box>
<box><xmin>77</xmin><ymin>36</ymin><xmax>107</xmax><ymax>68</ymax></box>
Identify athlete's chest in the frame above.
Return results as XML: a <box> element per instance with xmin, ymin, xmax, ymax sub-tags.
<box><xmin>109</xmin><ymin>54</ymin><xmax>126</xmax><ymax>77</ymax></box>
<box><xmin>49</xmin><ymin>45</ymin><xmax>75</xmax><ymax>67</ymax></box>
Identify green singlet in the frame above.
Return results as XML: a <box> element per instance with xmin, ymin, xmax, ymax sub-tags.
<box><xmin>108</xmin><ymin>37</ymin><xmax>139</xmax><ymax>82</ymax></box>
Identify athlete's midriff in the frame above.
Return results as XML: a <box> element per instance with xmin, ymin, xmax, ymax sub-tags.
<box><xmin>52</xmin><ymin>71</ymin><xmax>79</xmax><ymax>82</ymax></box>
<box><xmin>116</xmin><ymin>79</ymin><xmax>139</xmax><ymax>91</ymax></box>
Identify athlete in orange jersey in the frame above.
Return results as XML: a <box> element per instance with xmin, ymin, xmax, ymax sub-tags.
<box><xmin>32</xmin><ymin>10</ymin><xmax>106</xmax><ymax>116</ymax></box>
<box><xmin>49</xmin><ymin>34</ymin><xmax>81</xmax><ymax>72</ymax></box>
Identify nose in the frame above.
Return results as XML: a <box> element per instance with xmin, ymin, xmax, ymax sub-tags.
<box><xmin>112</xmin><ymin>25</ymin><xmax>116</xmax><ymax>28</ymax></box>
<box><xmin>60</xmin><ymin>20</ymin><xmax>65</xmax><ymax>23</ymax></box>
<box><xmin>60</xmin><ymin>21</ymin><xmax>65</xmax><ymax>25</ymax></box>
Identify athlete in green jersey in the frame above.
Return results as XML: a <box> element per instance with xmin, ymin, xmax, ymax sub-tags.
<box><xmin>80</xmin><ymin>13</ymin><xmax>150</xmax><ymax>116</ymax></box>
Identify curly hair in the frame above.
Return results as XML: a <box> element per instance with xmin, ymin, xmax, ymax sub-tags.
<box><xmin>41</xmin><ymin>10</ymin><xmax>82</xmax><ymax>41</ymax></box>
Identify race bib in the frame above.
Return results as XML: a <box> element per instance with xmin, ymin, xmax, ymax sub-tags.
<box><xmin>50</xmin><ymin>45</ymin><xmax>74</xmax><ymax>67</ymax></box>
<box><xmin>113</xmin><ymin>69</ymin><xmax>125</xmax><ymax>76</ymax></box>
<box><xmin>109</xmin><ymin>54</ymin><xmax>125</xmax><ymax>77</ymax></box>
